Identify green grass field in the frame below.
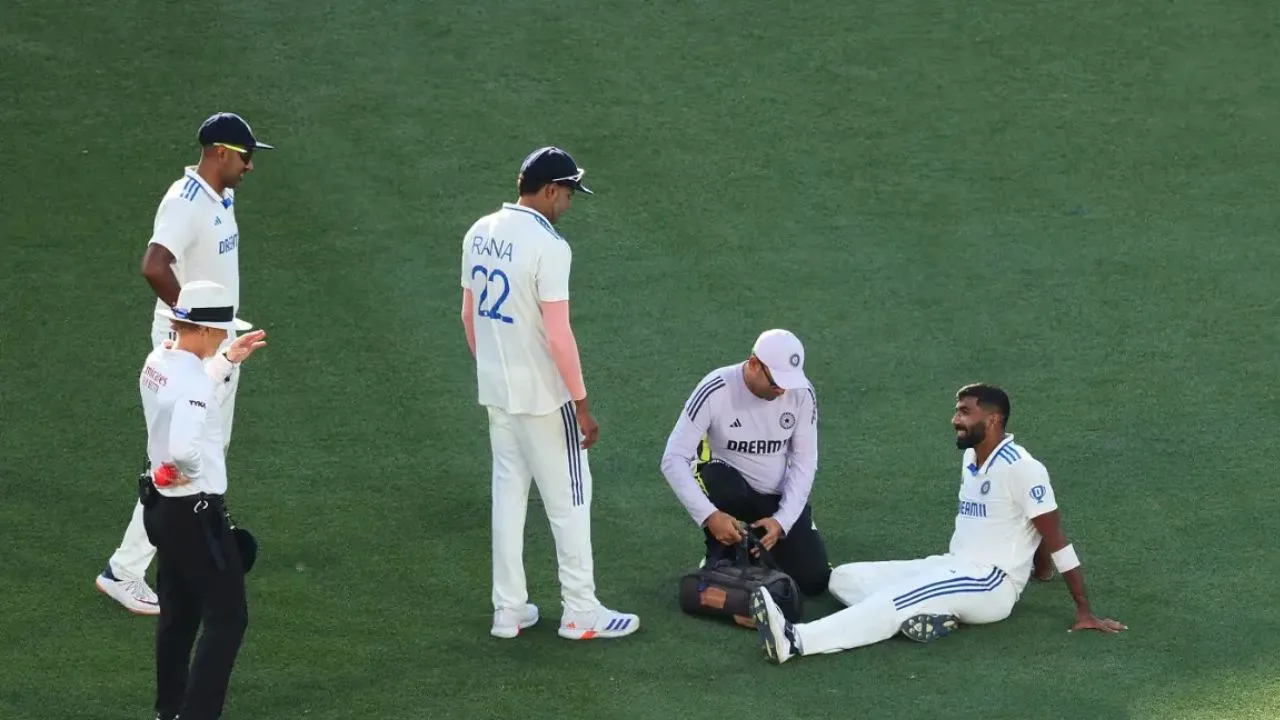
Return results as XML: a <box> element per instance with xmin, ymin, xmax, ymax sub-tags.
<box><xmin>4</xmin><ymin>0</ymin><xmax>1280</xmax><ymax>718</ymax></box>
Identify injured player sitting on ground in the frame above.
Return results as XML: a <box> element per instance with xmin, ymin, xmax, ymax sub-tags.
<box><xmin>748</xmin><ymin>383</ymin><xmax>1126</xmax><ymax>663</ymax></box>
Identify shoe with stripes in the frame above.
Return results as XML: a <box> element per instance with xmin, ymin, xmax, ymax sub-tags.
<box><xmin>900</xmin><ymin>614</ymin><xmax>959</xmax><ymax>643</ymax></box>
<box><xmin>558</xmin><ymin>606</ymin><xmax>640</xmax><ymax>640</ymax></box>
<box><xmin>750</xmin><ymin>587</ymin><xmax>800</xmax><ymax>664</ymax></box>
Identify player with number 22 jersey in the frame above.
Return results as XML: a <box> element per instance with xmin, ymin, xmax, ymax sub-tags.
<box><xmin>460</xmin><ymin>146</ymin><xmax>639</xmax><ymax>642</ymax></box>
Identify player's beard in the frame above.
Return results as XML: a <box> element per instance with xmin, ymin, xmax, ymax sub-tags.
<box><xmin>955</xmin><ymin>423</ymin><xmax>985</xmax><ymax>449</ymax></box>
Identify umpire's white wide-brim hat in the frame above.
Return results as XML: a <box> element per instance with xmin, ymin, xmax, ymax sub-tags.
<box><xmin>155</xmin><ymin>280</ymin><xmax>252</xmax><ymax>332</ymax></box>
<box><xmin>752</xmin><ymin>328</ymin><xmax>808</xmax><ymax>390</ymax></box>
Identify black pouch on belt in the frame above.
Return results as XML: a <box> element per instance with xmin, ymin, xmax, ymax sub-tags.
<box><xmin>137</xmin><ymin>468</ymin><xmax>159</xmax><ymax>508</ymax></box>
<box><xmin>225</xmin><ymin>506</ymin><xmax>258</xmax><ymax>574</ymax></box>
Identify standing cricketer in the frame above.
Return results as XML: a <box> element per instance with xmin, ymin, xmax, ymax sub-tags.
<box><xmin>95</xmin><ymin>112</ymin><xmax>273</xmax><ymax>615</ymax></box>
<box><xmin>460</xmin><ymin>146</ymin><xmax>639</xmax><ymax>641</ymax></box>
<box><xmin>749</xmin><ymin>384</ymin><xmax>1126</xmax><ymax>664</ymax></box>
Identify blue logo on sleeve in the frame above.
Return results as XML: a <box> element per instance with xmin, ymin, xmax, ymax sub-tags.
<box><xmin>1030</xmin><ymin>485</ymin><xmax>1047</xmax><ymax>504</ymax></box>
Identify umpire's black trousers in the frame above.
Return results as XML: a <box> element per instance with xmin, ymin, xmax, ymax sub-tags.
<box><xmin>696</xmin><ymin>460</ymin><xmax>831</xmax><ymax>596</ymax></box>
<box><xmin>142</xmin><ymin>489</ymin><xmax>248</xmax><ymax>720</ymax></box>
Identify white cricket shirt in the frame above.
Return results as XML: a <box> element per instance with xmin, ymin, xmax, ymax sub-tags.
<box><xmin>147</xmin><ymin>168</ymin><xmax>241</xmax><ymax>336</ymax></box>
<box><xmin>948</xmin><ymin>434</ymin><xmax>1058</xmax><ymax>593</ymax></box>
<box><xmin>139</xmin><ymin>346</ymin><xmax>237</xmax><ymax>496</ymax></box>
<box><xmin>659</xmin><ymin>362</ymin><xmax>818</xmax><ymax>533</ymax></box>
<box><xmin>460</xmin><ymin>202</ymin><xmax>573</xmax><ymax>416</ymax></box>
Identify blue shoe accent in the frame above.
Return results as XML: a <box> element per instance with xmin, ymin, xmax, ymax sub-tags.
<box><xmin>900</xmin><ymin>614</ymin><xmax>959</xmax><ymax>643</ymax></box>
<box><xmin>100</xmin><ymin>564</ymin><xmax>118</xmax><ymax>581</ymax></box>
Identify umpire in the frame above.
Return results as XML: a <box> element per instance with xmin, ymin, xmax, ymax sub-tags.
<box><xmin>138</xmin><ymin>280</ymin><xmax>266</xmax><ymax>720</ymax></box>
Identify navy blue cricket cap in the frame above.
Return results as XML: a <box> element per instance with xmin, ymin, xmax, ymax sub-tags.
<box><xmin>197</xmin><ymin>112</ymin><xmax>275</xmax><ymax>152</ymax></box>
<box><xmin>518</xmin><ymin>146</ymin><xmax>592</xmax><ymax>195</ymax></box>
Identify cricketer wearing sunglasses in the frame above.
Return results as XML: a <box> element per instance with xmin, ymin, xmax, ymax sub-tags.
<box><xmin>659</xmin><ymin>329</ymin><xmax>832</xmax><ymax>597</ymax></box>
<box><xmin>95</xmin><ymin>112</ymin><xmax>274</xmax><ymax>617</ymax></box>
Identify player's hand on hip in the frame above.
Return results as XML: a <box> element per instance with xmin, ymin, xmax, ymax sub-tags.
<box><xmin>750</xmin><ymin>517</ymin><xmax>784</xmax><ymax>550</ymax></box>
<box><xmin>705</xmin><ymin>511</ymin><xmax>745</xmax><ymax>545</ymax></box>
<box><xmin>574</xmin><ymin>398</ymin><xmax>599</xmax><ymax>450</ymax></box>
<box><xmin>226</xmin><ymin>329</ymin><xmax>268</xmax><ymax>363</ymax></box>
<box><xmin>1069</xmin><ymin>612</ymin><xmax>1127</xmax><ymax>634</ymax></box>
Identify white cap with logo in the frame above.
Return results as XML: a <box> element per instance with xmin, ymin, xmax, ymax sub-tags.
<box><xmin>751</xmin><ymin>328</ymin><xmax>808</xmax><ymax>390</ymax></box>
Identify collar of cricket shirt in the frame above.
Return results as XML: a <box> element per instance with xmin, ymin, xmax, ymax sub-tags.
<box><xmin>973</xmin><ymin>434</ymin><xmax>1017</xmax><ymax>476</ymax></box>
<box><xmin>502</xmin><ymin>202</ymin><xmax>563</xmax><ymax>240</ymax></box>
<box><xmin>183</xmin><ymin>166</ymin><xmax>233</xmax><ymax>209</ymax></box>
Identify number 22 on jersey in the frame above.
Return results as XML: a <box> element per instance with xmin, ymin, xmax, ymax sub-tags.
<box><xmin>471</xmin><ymin>264</ymin><xmax>514</xmax><ymax>324</ymax></box>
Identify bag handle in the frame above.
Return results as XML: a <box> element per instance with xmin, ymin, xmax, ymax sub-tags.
<box><xmin>734</xmin><ymin>522</ymin><xmax>781</xmax><ymax>571</ymax></box>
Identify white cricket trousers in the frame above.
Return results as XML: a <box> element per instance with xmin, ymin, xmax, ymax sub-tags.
<box><xmin>107</xmin><ymin>324</ymin><xmax>240</xmax><ymax>581</ymax></box>
<box><xmin>488</xmin><ymin>402</ymin><xmax>600</xmax><ymax>616</ymax></box>
<box><xmin>795</xmin><ymin>554</ymin><xmax>1019</xmax><ymax>655</ymax></box>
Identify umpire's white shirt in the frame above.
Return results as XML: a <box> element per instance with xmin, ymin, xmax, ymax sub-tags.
<box><xmin>148</xmin><ymin>168</ymin><xmax>241</xmax><ymax>338</ymax></box>
<box><xmin>140</xmin><ymin>346</ymin><xmax>234</xmax><ymax>497</ymax></box>
<box><xmin>460</xmin><ymin>202</ymin><xmax>572</xmax><ymax>416</ymax></box>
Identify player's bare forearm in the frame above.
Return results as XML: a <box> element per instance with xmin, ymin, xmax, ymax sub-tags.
<box><xmin>144</xmin><ymin>268</ymin><xmax>181</xmax><ymax>307</ymax></box>
<box><xmin>1030</xmin><ymin>510</ymin><xmax>1095</xmax><ymax>614</ymax></box>
<box><xmin>1060</xmin><ymin>566</ymin><xmax>1092</xmax><ymax>615</ymax></box>
<box><xmin>1055</xmin><ymin>548</ymin><xmax>1126</xmax><ymax>633</ymax></box>
<box><xmin>141</xmin><ymin>243</ymin><xmax>180</xmax><ymax>306</ymax></box>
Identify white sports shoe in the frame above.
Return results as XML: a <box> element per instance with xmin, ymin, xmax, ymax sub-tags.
<box><xmin>750</xmin><ymin>587</ymin><xmax>800</xmax><ymax>664</ymax></box>
<box><xmin>558</xmin><ymin>606</ymin><xmax>640</xmax><ymax>640</ymax></box>
<box><xmin>491</xmin><ymin>604</ymin><xmax>540</xmax><ymax>638</ymax></box>
<box><xmin>95</xmin><ymin>565</ymin><xmax>159</xmax><ymax>616</ymax></box>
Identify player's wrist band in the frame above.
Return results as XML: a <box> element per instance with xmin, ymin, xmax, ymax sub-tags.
<box><xmin>1051</xmin><ymin>544</ymin><xmax>1080</xmax><ymax>573</ymax></box>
